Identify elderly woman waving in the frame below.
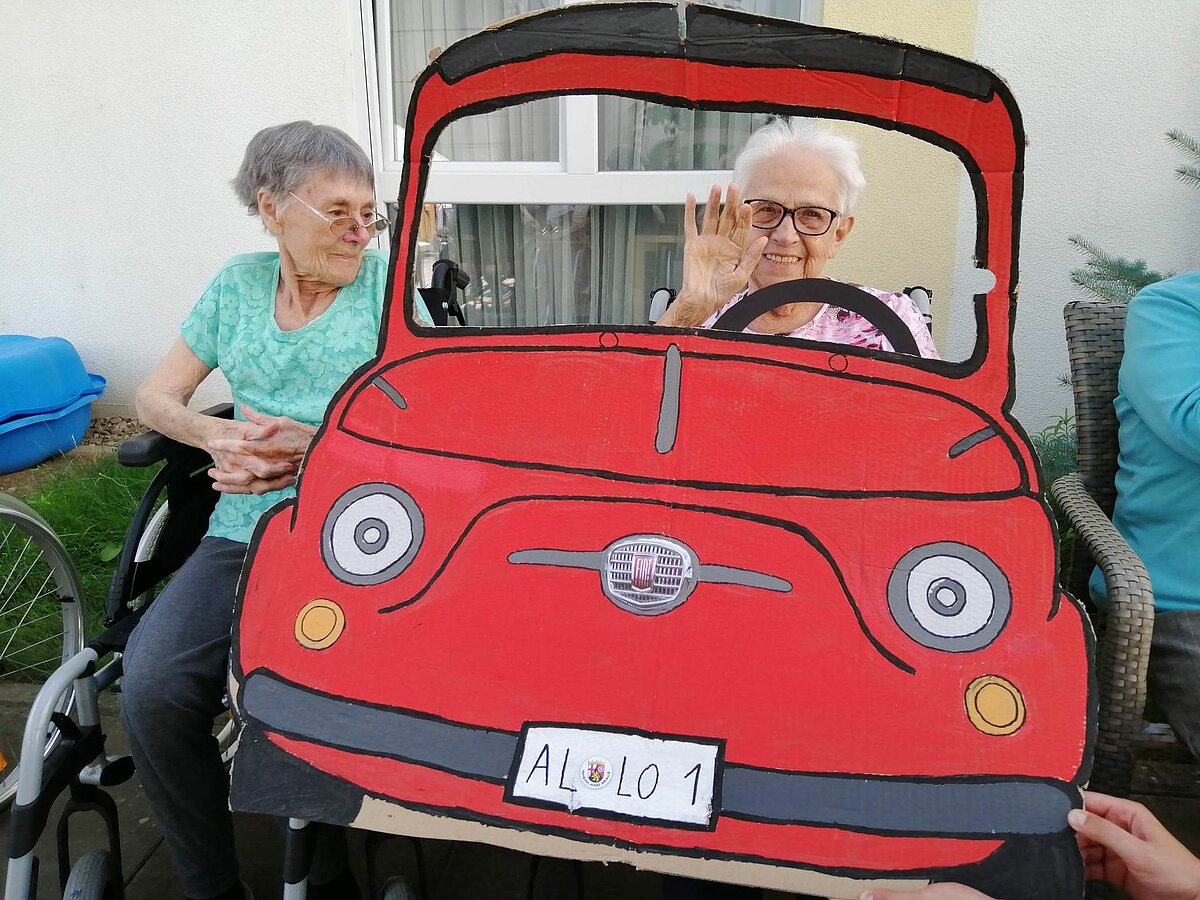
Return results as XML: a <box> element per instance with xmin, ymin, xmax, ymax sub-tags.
<box><xmin>660</xmin><ymin>119</ymin><xmax>938</xmax><ymax>359</ymax></box>
<box><xmin>123</xmin><ymin>121</ymin><xmax>391</xmax><ymax>900</ymax></box>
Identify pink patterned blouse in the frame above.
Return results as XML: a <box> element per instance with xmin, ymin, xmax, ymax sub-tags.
<box><xmin>702</xmin><ymin>284</ymin><xmax>940</xmax><ymax>359</ymax></box>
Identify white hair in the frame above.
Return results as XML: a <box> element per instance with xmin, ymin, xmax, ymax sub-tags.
<box><xmin>732</xmin><ymin>119</ymin><xmax>867</xmax><ymax>215</ymax></box>
<box><xmin>232</xmin><ymin>120</ymin><xmax>374</xmax><ymax>216</ymax></box>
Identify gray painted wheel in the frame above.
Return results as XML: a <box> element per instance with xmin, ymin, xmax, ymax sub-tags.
<box><xmin>62</xmin><ymin>849</ymin><xmax>119</xmax><ymax>900</ymax></box>
<box><xmin>0</xmin><ymin>493</ymin><xmax>86</xmax><ymax>809</ymax></box>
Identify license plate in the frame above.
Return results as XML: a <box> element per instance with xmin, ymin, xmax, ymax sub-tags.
<box><xmin>506</xmin><ymin>725</ymin><xmax>722</xmax><ymax>828</ymax></box>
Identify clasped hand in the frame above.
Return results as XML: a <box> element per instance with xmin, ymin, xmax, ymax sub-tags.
<box><xmin>204</xmin><ymin>405</ymin><xmax>316</xmax><ymax>495</ymax></box>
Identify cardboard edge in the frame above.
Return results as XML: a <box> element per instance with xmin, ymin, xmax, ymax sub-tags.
<box><xmin>353</xmin><ymin>794</ymin><xmax>932</xmax><ymax>899</ymax></box>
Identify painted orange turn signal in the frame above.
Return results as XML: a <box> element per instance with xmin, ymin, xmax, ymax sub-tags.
<box><xmin>295</xmin><ymin>598</ymin><xmax>345</xmax><ymax>650</ymax></box>
<box><xmin>965</xmin><ymin>675</ymin><xmax>1025</xmax><ymax>736</ymax></box>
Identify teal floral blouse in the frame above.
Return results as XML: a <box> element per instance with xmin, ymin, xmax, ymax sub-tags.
<box><xmin>180</xmin><ymin>250</ymin><xmax>387</xmax><ymax>543</ymax></box>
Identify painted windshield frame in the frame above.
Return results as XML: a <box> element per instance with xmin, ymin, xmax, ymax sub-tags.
<box><xmin>381</xmin><ymin>3</ymin><xmax>1024</xmax><ymax>410</ymax></box>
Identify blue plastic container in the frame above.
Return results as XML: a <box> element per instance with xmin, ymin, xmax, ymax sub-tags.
<box><xmin>0</xmin><ymin>389</ymin><xmax>105</xmax><ymax>475</ymax></box>
<box><xmin>0</xmin><ymin>335</ymin><xmax>100</xmax><ymax>423</ymax></box>
<box><xmin>0</xmin><ymin>335</ymin><xmax>106</xmax><ymax>474</ymax></box>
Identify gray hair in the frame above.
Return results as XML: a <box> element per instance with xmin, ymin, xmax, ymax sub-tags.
<box><xmin>732</xmin><ymin>119</ymin><xmax>867</xmax><ymax>216</ymax></box>
<box><xmin>232</xmin><ymin>120</ymin><xmax>374</xmax><ymax>215</ymax></box>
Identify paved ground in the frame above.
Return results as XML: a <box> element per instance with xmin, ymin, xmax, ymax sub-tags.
<box><xmin>0</xmin><ymin>686</ymin><xmax>677</xmax><ymax>899</ymax></box>
<box><xmin>2</xmin><ymin>449</ymin><xmax>673</xmax><ymax>898</ymax></box>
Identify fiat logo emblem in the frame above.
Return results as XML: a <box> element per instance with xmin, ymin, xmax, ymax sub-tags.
<box><xmin>602</xmin><ymin>535</ymin><xmax>696</xmax><ymax>616</ymax></box>
<box><xmin>630</xmin><ymin>553</ymin><xmax>657</xmax><ymax>591</ymax></box>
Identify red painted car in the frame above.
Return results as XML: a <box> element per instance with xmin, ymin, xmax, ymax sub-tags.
<box><xmin>231</xmin><ymin>5</ymin><xmax>1093</xmax><ymax>896</ymax></box>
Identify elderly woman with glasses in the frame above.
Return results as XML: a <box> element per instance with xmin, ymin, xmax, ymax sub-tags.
<box><xmin>122</xmin><ymin>121</ymin><xmax>396</xmax><ymax>900</ymax></box>
<box><xmin>659</xmin><ymin>118</ymin><xmax>938</xmax><ymax>360</ymax></box>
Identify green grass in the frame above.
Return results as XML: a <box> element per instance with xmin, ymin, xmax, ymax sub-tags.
<box><xmin>1</xmin><ymin>456</ymin><xmax>158</xmax><ymax>680</ymax></box>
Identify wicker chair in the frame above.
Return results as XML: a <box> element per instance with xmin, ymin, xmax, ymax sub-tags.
<box><xmin>1050</xmin><ymin>299</ymin><xmax>1176</xmax><ymax>798</ymax></box>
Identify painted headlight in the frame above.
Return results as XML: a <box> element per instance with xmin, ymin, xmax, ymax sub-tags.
<box><xmin>295</xmin><ymin>598</ymin><xmax>346</xmax><ymax>650</ymax></box>
<box><xmin>887</xmin><ymin>542</ymin><xmax>1011</xmax><ymax>652</ymax></box>
<box><xmin>965</xmin><ymin>675</ymin><xmax>1026</xmax><ymax>735</ymax></box>
<box><xmin>321</xmin><ymin>483</ymin><xmax>424</xmax><ymax>585</ymax></box>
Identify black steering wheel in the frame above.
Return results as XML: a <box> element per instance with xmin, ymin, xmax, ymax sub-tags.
<box><xmin>710</xmin><ymin>278</ymin><xmax>920</xmax><ymax>357</ymax></box>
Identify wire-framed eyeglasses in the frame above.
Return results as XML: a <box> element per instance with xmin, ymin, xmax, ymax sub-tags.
<box><xmin>745</xmin><ymin>200</ymin><xmax>839</xmax><ymax>236</ymax></box>
<box><xmin>288</xmin><ymin>191</ymin><xmax>390</xmax><ymax>237</ymax></box>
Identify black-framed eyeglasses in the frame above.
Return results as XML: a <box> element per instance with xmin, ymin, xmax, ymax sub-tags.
<box><xmin>745</xmin><ymin>199</ymin><xmax>839</xmax><ymax>236</ymax></box>
<box><xmin>289</xmin><ymin>191</ymin><xmax>390</xmax><ymax>238</ymax></box>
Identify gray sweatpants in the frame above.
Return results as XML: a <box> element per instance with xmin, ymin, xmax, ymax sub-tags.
<box><xmin>122</xmin><ymin>537</ymin><xmax>346</xmax><ymax>898</ymax></box>
<box><xmin>1149</xmin><ymin>609</ymin><xmax>1200</xmax><ymax>760</ymax></box>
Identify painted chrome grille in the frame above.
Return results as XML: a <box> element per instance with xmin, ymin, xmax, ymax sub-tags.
<box><xmin>604</xmin><ymin>537</ymin><xmax>694</xmax><ymax>614</ymax></box>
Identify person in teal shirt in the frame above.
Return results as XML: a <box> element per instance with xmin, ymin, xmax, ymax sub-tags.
<box><xmin>122</xmin><ymin>121</ymin><xmax>415</xmax><ymax>900</ymax></box>
<box><xmin>1090</xmin><ymin>271</ymin><xmax>1200</xmax><ymax>761</ymax></box>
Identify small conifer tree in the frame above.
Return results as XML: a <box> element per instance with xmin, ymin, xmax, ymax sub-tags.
<box><xmin>1068</xmin><ymin>130</ymin><xmax>1199</xmax><ymax>303</ymax></box>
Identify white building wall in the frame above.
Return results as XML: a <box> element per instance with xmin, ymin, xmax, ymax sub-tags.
<box><xmin>949</xmin><ymin>0</ymin><xmax>1200</xmax><ymax>430</ymax></box>
<box><xmin>0</xmin><ymin>1</ymin><xmax>370</xmax><ymax>414</ymax></box>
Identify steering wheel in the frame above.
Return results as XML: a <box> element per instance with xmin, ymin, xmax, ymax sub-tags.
<box><xmin>710</xmin><ymin>278</ymin><xmax>920</xmax><ymax>357</ymax></box>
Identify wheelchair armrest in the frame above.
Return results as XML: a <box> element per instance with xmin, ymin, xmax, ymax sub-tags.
<box><xmin>116</xmin><ymin>403</ymin><xmax>234</xmax><ymax>467</ymax></box>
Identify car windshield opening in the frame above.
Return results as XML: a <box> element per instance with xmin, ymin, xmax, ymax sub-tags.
<box><xmin>407</xmin><ymin>96</ymin><xmax>987</xmax><ymax>364</ymax></box>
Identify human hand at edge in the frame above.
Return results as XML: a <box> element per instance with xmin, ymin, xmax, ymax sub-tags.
<box><xmin>858</xmin><ymin>791</ymin><xmax>1200</xmax><ymax>900</ymax></box>
<box><xmin>658</xmin><ymin>183</ymin><xmax>767</xmax><ymax>327</ymax></box>
<box><xmin>1071</xmin><ymin>790</ymin><xmax>1200</xmax><ymax>900</ymax></box>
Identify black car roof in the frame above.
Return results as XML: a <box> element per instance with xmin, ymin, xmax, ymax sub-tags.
<box><xmin>435</xmin><ymin>2</ymin><xmax>994</xmax><ymax>101</ymax></box>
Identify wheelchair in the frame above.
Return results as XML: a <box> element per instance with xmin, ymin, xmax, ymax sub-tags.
<box><xmin>1</xmin><ymin>404</ymin><xmax>240</xmax><ymax>899</ymax></box>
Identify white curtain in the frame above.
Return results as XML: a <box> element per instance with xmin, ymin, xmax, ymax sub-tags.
<box><xmin>392</xmin><ymin>1</ymin><xmax>560</xmax><ymax>162</ymax></box>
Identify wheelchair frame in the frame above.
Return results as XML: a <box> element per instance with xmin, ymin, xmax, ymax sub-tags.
<box><xmin>3</xmin><ymin>406</ymin><xmax>227</xmax><ymax>900</ymax></box>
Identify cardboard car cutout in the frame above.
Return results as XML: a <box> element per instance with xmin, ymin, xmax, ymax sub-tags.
<box><xmin>230</xmin><ymin>4</ymin><xmax>1096</xmax><ymax>897</ymax></box>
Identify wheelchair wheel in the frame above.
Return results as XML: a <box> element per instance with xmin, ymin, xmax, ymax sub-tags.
<box><xmin>0</xmin><ymin>493</ymin><xmax>87</xmax><ymax>809</ymax></box>
<box><xmin>62</xmin><ymin>849</ymin><xmax>121</xmax><ymax>900</ymax></box>
<box><xmin>381</xmin><ymin>875</ymin><xmax>418</xmax><ymax>900</ymax></box>
<box><xmin>216</xmin><ymin>711</ymin><xmax>239</xmax><ymax>764</ymax></box>
<box><xmin>124</xmin><ymin>498</ymin><xmax>171</xmax><ymax>612</ymax></box>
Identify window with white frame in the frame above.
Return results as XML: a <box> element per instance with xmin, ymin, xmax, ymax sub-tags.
<box><xmin>372</xmin><ymin>0</ymin><xmax>819</xmax><ymax>326</ymax></box>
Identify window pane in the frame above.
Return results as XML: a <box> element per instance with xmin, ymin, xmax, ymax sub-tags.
<box><xmin>389</xmin><ymin>1</ymin><xmax>809</xmax><ymax>166</ymax></box>
<box><xmin>408</xmin><ymin>93</ymin><xmax>974</xmax><ymax>361</ymax></box>
<box><xmin>431</xmin><ymin>101</ymin><xmax>558</xmax><ymax>164</ymax></box>
<box><xmin>390</xmin><ymin>0</ymin><xmax>560</xmax><ymax>161</ymax></box>
<box><xmin>599</xmin><ymin>103</ymin><xmax>773</xmax><ymax>171</ymax></box>
<box><xmin>416</xmin><ymin>203</ymin><xmax>684</xmax><ymax>326</ymax></box>
<box><xmin>690</xmin><ymin>0</ymin><xmax>808</xmax><ymax>21</ymax></box>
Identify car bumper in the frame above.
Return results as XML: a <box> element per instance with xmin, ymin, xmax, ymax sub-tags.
<box><xmin>240</xmin><ymin>668</ymin><xmax>1077</xmax><ymax>838</ymax></box>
